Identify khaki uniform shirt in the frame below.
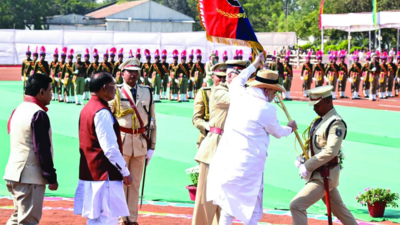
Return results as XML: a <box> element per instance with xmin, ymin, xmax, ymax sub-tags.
<box><xmin>305</xmin><ymin>108</ymin><xmax>346</xmax><ymax>188</ymax></box>
<box><xmin>195</xmin><ymin>84</ymin><xmax>230</xmax><ymax>164</ymax></box>
<box><xmin>110</xmin><ymin>83</ymin><xmax>157</xmax><ymax>157</ymax></box>
<box><xmin>192</xmin><ymin>87</ymin><xmax>213</xmax><ymax>148</ymax></box>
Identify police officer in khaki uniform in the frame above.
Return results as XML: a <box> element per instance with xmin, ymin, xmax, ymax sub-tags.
<box><xmin>290</xmin><ymin>85</ymin><xmax>357</xmax><ymax>225</ymax></box>
<box><xmin>32</xmin><ymin>46</ymin><xmax>50</xmax><ymax>76</ymax></box>
<box><xmin>349</xmin><ymin>52</ymin><xmax>362</xmax><ymax>99</ymax></box>
<box><xmin>192</xmin><ymin>60</ymin><xmax>247</xmax><ymax>225</ymax></box>
<box><xmin>313</xmin><ymin>51</ymin><xmax>325</xmax><ymax>88</ymax></box>
<box><xmin>193</xmin><ymin>87</ymin><xmax>212</xmax><ymax>149</ymax></box>
<box><xmin>326</xmin><ymin>52</ymin><xmax>340</xmax><ymax>100</ymax></box>
<box><xmin>301</xmin><ymin>52</ymin><xmax>313</xmax><ymax>97</ymax></box>
<box><xmin>283</xmin><ymin>53</ymin><xmax>293</xmax><ymax>100</ymax></box>
<box><xmin>49</xmin><ymin>48</ymin><xmax>60</xmax><ymax>101</ymax></box>
<box><xmin>110</xmin><ymin>58</ymin><xmax>156</xmax><ymax>225</ymax></box>
<box><xmin>83</xmin><ymin>49</ymin><xmax>91</xmax><ymax>100</ymax></box>
<box><xmin>113</xmin><ymin>48</ymin><xmax>124</xmax><ymax>85</ymax></box>
<box><xmin>73</xmin><ymin>54</ymin><xmax>85</xmax><ymax>105</ymax></box>
<box><xmin>21</xmin><ymin>46</ymin><xmax>33</xmax><ymax>90</ymax></box>
<box><xmin>387</xmin><ymin>54</ymin><xmax>397</xmax><ymax>97</ymax></box>
<box><xmin>191</xmin><ymin>50</ymin><xmax>205</xmax><ymax>96</ymax></box>
<box><xmin>361</xmin><ymin>52</ymin><xmax>372</xmax><ymax>98</ymax></box>
<box><xmin>369</xmin><ymin>53</ymin><xmax>381</xmax><ymax>101</ymax></box>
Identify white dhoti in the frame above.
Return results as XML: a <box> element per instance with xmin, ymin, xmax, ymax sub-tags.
<box><xmin>74</xmin><ymin>179</ymin><xmax>129</xmax><ymax>225</ymax></box>
<box><xmin>219</xmin><ymin>176</ymin><xmax>264</xmax><ymax>225</ymax></box>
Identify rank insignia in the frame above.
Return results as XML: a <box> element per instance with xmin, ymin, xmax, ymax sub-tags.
<box><xmin>336</xmin><ymin>128</ymin><xmax>343</xmax><ymax>137</ymax></box>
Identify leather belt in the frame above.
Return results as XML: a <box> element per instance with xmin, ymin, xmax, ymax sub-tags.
<box><xmin>209</xmin><ymin>127</ymin><xmax>223</xmax><ymax>135</ymax></box>
<box><xmin>120</xmin><ymin>127</ymin><xmax>146</xmax><ymax>135</ymax></box>
<box><xmin>318</xmin><ymin>156</ymin><xmax>339</xmax><ymax>172</ymax></box>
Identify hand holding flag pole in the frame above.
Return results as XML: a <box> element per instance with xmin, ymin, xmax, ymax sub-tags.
<box><xmin>275</xmin><ymin>94</ymin><xmax>309</xmax><ymax>160</ymax></box>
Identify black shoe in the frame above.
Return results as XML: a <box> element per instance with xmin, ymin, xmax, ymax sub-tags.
<box><xmin>364</xmin><ymin>95</ymin><xmax>369</xmax><ymax>98</ymax></box>
<box><xmin>332</xmin><ymin>98</ymin><xmax>337</xmax><ymax>100</ymax></box>
<box><xmin>343</xmin><ymin>96</ymin><xmax>348</xmax><ymax>98</ymax></box>
<box><xmin>372</xmin><ymin>99</ymin><xmax>376</xmax><ymax>101</ymax></box>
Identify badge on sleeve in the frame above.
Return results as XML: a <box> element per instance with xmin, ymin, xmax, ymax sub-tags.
<box><xmin>336</xmin><ymin>128</ymin><xmax>343</xmax><ymax>137</ymax></box>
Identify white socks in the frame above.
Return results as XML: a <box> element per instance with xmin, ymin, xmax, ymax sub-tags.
<box><xmin>287</xmin><ymin>91</ymin><xmax>290</xmax><ymax>99</ymax></box>
<box><xmin>332</xmin><ymin>92</ymin><xmax>336</xmax><ymax>99</ymax></box>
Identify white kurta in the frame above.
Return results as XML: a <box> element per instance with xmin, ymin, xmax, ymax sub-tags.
<box><xmin>74</xmin><ymin>109</ymin><xmax>130</xmax><ymax>221</ymax></box>
<box><xmin>207</xmin><ymin>65</ymin><xmax>292</xmax><ymax>223</ymax></box>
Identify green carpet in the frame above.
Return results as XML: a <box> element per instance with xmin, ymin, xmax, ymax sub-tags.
<box><xmin>1</xmin><ymin>81</ymin><xmax>399</xmax><ymax>222</ymax></box>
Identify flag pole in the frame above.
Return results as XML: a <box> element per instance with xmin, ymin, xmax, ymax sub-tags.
<box><xmin>275</xmin><ymin>94</ymin><xmax>309</xmax><ymax>160</ymax></box>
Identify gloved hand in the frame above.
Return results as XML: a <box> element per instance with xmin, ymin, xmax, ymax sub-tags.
<box><xmin>294</xmin><ymin>157</ymin><xmax>302</xmax><ymax>169</ymax></box>
<box><xmin>191</xmin><ymin>77</ymin><xmax>195</xmax><ymax>82</ymax></box>
<box><xmin>205</xmin><ymin>122</ymin><xmax>210</xmax><ymax>132</ymax></box>
<box><xmin>174</xmin><ymin>79</ymin><xmax>179</xmax><ymax>84</ymax></box>
<box><xmin>324</xmin><ymin>76</ymin><xmax>329</xmax><ymax>83</ymax></box>
<box><xmin>299</xmin><ymin>164</ymin><xmax>311</xmax><ymax>182</ymax></box>
<box><xmin>161</xmin><ymin>79</ymin><xmax>163</xmax><ymax>83</ymax></box>
<box><xmin>62</xmin><ymin>79</ymin><xmax>65</xmax><ymax>84</ymax></box>
<box><xmin>312</xmin><ymin>78</ymin><xmax>317</xmax><ymax>82</ymax></box>
<box><xmin>21</xmin><ymin>76</ymin><xmax>24</xmax><ymax>81</ymax></box>
<box><xmin>300</xmin><ymin>76</ymin><xmax>304</xmax><ymax>81</ymax></box>
<box><xmin>361</xmin><ymin>77</ymin><xmax>364</xmax><ymax>81</ymax></box>
<box><xmin>55</xmin><ymin>78</ymin><xmax>59</xmax><ymax>82</ymax></box>
<box><xmin>140</xmin><ymin>77</ymin><xmax>144</xmax><ymax>82</ymax></box>
<box><xmin>146</xmin><ymin>150</ymin><xmax>154</xmax><ymax>166</ymax></box>
<box><xmin>168</xmin><ymin>77</ymin><xmax>172</xmax><ymax>82</ymax></box>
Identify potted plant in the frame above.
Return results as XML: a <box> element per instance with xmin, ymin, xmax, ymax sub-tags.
<box><xmin>356</xmin><ymin>188</ymin><xmax>399</xmax><ymax>217</ymax></box>
<box><xmin>185</xmin><ymin>166</ymin><xmax>199</xmax><ymax>201</ymax></box>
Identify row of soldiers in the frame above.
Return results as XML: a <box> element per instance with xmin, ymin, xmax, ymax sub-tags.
<box><xmin>21</xmin><ymin>46</ymin><xmax>254</xmax><ymax>104</ymax></box>
<box><xmin>297</xmin><ymin>50</ymin><xmax>400</xmax><ymax>101</ymax></box>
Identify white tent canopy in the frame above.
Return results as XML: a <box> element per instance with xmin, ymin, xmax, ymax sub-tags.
<box><xmin>320</xmin><ymin>11</ymin><xmax>400</xmax><ymax>53</ymax></box>
<box><xmin>321</xmin><ymin>11</ymin><xmax>400</xmax><ymax>31</ymax></box>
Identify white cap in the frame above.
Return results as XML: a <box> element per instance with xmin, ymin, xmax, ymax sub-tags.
<box><xmin>119</xmin><ymin>58</ymin><xmax>141</xmax><ymax>71</ymax></box>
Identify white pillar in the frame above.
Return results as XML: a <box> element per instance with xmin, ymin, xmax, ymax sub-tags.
<box><xmin>369</xmin><ymin>31</ymin><xmax>371</xmax><ymax>50</ymax></box>
<box><xmin>321</xmin><ymin>28</ymin><xmax>324</xmax><ymax>53</ymax></box>
<box><xmin>397</xmin><ymin>29</ymin><xmax>399</xmax><ymax>52</ymax></box>
<box><xmin>378</xmin><ymin>28</ymin><xmax>381</xmax><ymax>51</ymax></box>
<box><xmin>348</xmin><ymin>27</ymin><xmax>351</xmax><ymax>54</ymax></box>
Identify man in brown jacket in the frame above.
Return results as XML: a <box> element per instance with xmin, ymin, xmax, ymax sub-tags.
<box><xmin>110</xmin><ymin>58</ymin><xmax>157</xmax><ymax>225</ymax></box>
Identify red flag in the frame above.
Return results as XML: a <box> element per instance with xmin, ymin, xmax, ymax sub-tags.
<box><xmin>319</xmin><ymin>0</ymin><xmax>324</xmax><ymax>30</ymax></box>
<box><xmin>198</xmin><ymin>0</ymin><xmax>265</xmax><ymax>55</ymax></box>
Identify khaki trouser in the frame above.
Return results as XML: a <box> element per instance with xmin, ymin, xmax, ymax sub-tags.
<box><xmin>74</xmin><ymin>77</ymin><xmax>85</xmax><ymax>95</ymax></box>
<box><xmin>290</xmin><ymin>180</ymin><xmax>357</xmax><ymax>225</ymax></box>
<box><xmin>388</xmin><ymin>74</ymin><xmax>395</xmax><ymax>92</ymax></box>
<box><xmin>304</xmin><ymin>77</ymin><xmax>312</xmax><ymax>90</ymax></box>
<box><xmin>380</xmin><ymin>77</ymin><xmax>388</xmax><ymax>92</ymax></box>
<box><xmin>153</xmin><ymin>75</ymin><xmax>161</xmax><ymax>95</ymax></box>
<box><xmin>363</xmin><ymin>74</ymin><xmax>370</xmax><ymax>90</ymax></box>
<box><xmin>353</xmin><ymin>76</ymin><xmax>361</xmax><ymax>92</ymax></box>
<box><xmin>65</xmin><ymin>75</ymin><xmax>75</xmax><ymax>99</ymax></box>
<box><xmin>119</xmin><ymin>155</ymin><xmax>146</xmax><ymax>223</ymax></box>
<box><xmin>370</xmin><ymin>75</ymin><xmax>379</xmax><ymax>94</ymax></box>
<box><xmin>339</xmin><ymin>74</ymin><xmax>348</xmax><ymax>93</ymax></box>
<box><xmin>192</xmin><ymin>162</ymin><xmax>220</xmax><ymax>225</ymax></box>
<box><xmin>283</xmin><ymin>76</ymin><xmax>293</xmax><ymax>91</ymax></box>
<box><xmin>180</xmin><ymin>77</ymin><xmax>188</xmax><ymax>94</ymax></box>
<box><xmin>6</xmin><ymin>180</ymin><xmax>46</xmax><ymax>225</ymax></box>
<box><xmin>329</xmin><ymin>75</ymin><xmax>338</xmax><ymax>92</ymax></box>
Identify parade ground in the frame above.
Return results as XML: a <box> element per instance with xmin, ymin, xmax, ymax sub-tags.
<box><xmin>1</xmin><ymin>69</ymin><xmax>400</xmax><ymax>224</ymax></box>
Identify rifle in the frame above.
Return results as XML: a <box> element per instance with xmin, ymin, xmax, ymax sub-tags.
<box><xmin>140</xmin><ymin>87</ymin><xmax>153</xmax><ymax>209</ymax></box>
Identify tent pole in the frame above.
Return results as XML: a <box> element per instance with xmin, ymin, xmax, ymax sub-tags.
<box><xmin>378</xmin><ymin>27</ymin><xmax>381</xmax><ymax>50</ymax></box>
<box><xmin>397</xmin><ymin>29</ymin><xmax>399</xmax><ymax>52</ymax></box>
<box><xmin>348</xmin><ymin>27</ymin><xmax>351</xmax><ymax>54</ymax></box>
<box><xmin>369</xmin><ymin>31</ymin><xmax>371</xmax><ymax>50</ymax></box>
<box><xmin>321</xmin><ymin>28</ymin><xmax>324</xmax><ymax>53</ymax></box>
